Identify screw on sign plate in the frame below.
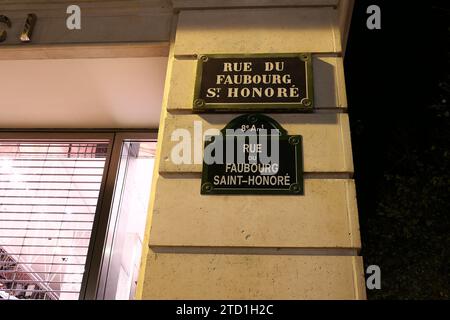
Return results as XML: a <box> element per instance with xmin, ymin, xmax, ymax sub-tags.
<box><xmin>194</xmin><ymin>99</ymin><xmax>205</xmax><ymax>108</ymax></box>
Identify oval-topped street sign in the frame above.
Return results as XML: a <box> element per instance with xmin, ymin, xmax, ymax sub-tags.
<box><xmin>201</xmin><ymin>114</ymin><xmax>304</xmax><ymax>195</ymax></box>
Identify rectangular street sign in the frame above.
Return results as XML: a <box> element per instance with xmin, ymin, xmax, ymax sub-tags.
<box><xmin>193</xmin><ymin>54</ymin><xmax>314</xmax><ymax>112</ymax></box>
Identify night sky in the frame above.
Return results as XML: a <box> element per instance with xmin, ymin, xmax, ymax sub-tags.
<box><xmin>345</xmin><ymin>1</ymin><xmax>449</xmax><ymax>299</ymax></box>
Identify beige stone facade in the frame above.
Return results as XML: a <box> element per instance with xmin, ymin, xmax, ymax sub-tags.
<box><xmin>136</xmin><ymin>0</ymin><xmax>365</xmax><ymax>300</ymax></box>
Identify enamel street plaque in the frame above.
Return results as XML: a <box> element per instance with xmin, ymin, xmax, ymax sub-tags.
<box><xmin>193</xmin><ymin>54</ymin><xmax>314</xmax><ymax>112</ymax></box>
<box><xmin>201</xmin><ymin>114</ymin><xmax>304</xmax><ymax>195</ymax></box>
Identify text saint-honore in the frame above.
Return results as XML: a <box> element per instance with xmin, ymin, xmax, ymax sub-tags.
<box><xmin>213</xmin><ymin>163</ymin><xmax>291</xmax><ymax>187</ymax></box>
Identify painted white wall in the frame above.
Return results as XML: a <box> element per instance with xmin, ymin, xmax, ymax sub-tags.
<box><xmin>0</xmin><ymin>57</ymin><xmax>167</xmax><ymax>128</ymax></box>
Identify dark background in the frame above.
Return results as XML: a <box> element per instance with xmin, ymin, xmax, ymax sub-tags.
<box><xmin>345</xmin><ymin>1</ymin><xmax>449</xmax><ymax>299</ymax></box>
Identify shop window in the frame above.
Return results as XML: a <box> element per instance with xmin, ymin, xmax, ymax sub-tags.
<box><xmin>0</xmin><ymin>132</ymin><xmax>156</xmax><ymax>300</ymax></box>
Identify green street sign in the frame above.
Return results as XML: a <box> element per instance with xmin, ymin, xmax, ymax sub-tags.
<box><xmin>201</xmin><ymin>114</ymin><xmax>304</xmax><ymax>195</ymax></box>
